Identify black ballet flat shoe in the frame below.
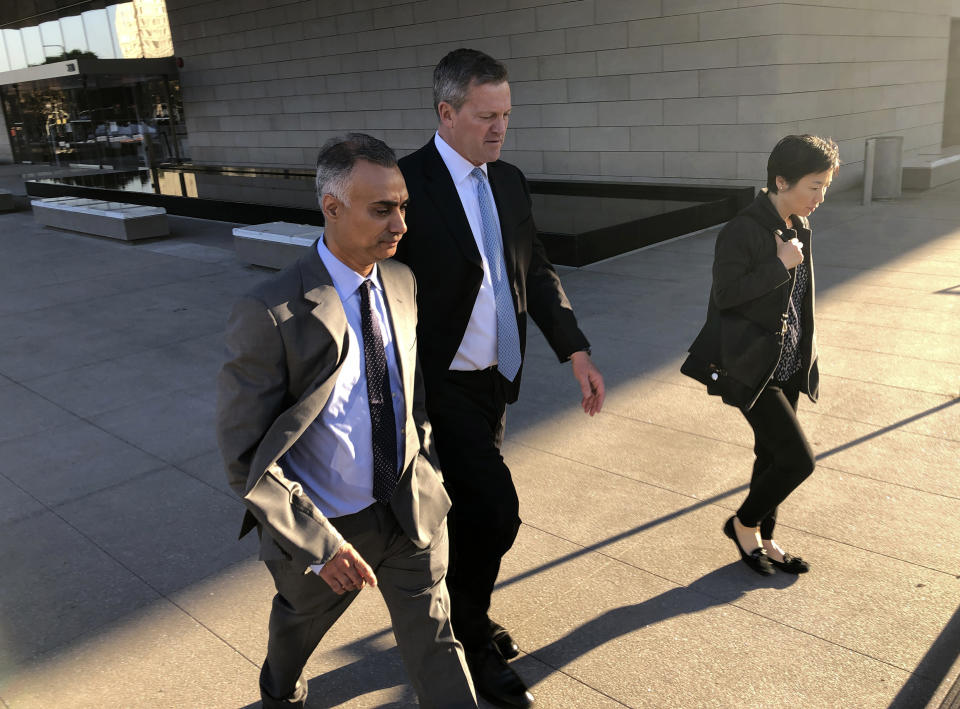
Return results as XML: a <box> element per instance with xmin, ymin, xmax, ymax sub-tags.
<box><xmin>723</xmin><ymin>516</ymin><xmax>775</xmax><ymax>576</ymax></box>
<box><xmin>490</xmin><ymin>621</ymin><xmax>520</xmax><ymax>660</ymax></box>
<box><xmin>770</xmin><ymin>553</ymin><xmax>809</xmax><ymax>574</ymax></box>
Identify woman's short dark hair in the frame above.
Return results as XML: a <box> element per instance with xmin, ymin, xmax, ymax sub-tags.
<box><xmin>315</xmin><ymin>133</ymin><xmax>397</xmax><ymax>204</ymax></box>
<box><xmin>433</xmin><ymin>48</ymin><xmax>508</xmax><ymax>117</ymax></box>
<box><xmin>766</xmin><ymin>135</ymin><xmax>840</xmax><ymax>193</ymax></box>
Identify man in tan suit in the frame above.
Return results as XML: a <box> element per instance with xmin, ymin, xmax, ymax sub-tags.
<box><xmin>216</xmin><ymin>133</ymin><xmax>476</xmax><ymax>708</ymax></box>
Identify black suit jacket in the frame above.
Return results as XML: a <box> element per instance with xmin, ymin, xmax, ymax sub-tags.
<box><xmin>683</xmin><ymin>190</ymin><xmax>819</xmax><ymax>411</ymax></box>
<box><xmin>395</xmin><ymin>138</ymin><xmax>589</xmax><ymax>403</ymax></box>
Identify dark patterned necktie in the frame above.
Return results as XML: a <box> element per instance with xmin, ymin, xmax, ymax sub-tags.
<box><xmin>359</xmin><ymin>280</ymin><xmax>398</xmax><ymax>505</ymax></box>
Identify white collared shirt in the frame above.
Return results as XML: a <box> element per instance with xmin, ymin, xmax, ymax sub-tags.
<box><xmin>281</xmin><ymin>236</ymin><xmax>406</xmax><ymax>520</ymax></box>
<box><xmin>433</xmin><ymin>132</ymin><xmax>500</xmax><ymax>371</ymax></box>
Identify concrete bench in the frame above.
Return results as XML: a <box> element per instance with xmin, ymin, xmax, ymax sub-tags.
<box><xmin>0</xmin><ymin>189</ymin><xmax>13</xmax><ymax>212</ymax></box>
<box><xmin>32</xmin><ymin>197</ymin><xmax>168</xmax><ymax>241</ymax></box>
<box><xmin>902</xmin><ymin>147</ymin><xmax>960</xmax><ymax>190</ymax></box>
<box><xmin>233</xmin><ymin>221</ymin><xmax>318</xmax><ymax>269</ymax></box>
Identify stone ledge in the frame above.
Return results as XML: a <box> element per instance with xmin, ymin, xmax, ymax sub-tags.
<box><xmin>31</xmin><ymin>197</ymin><xmax>169</xmax><ymax>241</ymax></box>
<box><xmin>232</xmin><ymin>221</ymin><xmax>319</xmax><ymax>269</ymax></box>
<box><xmin>0</xmin><ymin>189</ymin><xmax>13</xmax><ymax>212</ymax></box>
<box><xmin>903</xmin><ymin>146</ymin><xmax>960</xmax><ymax>190</ymax></box>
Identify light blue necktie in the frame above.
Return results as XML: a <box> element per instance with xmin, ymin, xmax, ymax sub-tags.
<box><xmin>471</xmin><ymin>167</ymin><xmax>521</xmax><ymax>382</ymax></box>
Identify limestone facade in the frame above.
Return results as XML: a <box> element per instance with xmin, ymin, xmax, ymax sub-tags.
<box><xmin>166</xmin><ymin>0</ymin><xmax>958</xmax><ymax>190</ymax></box>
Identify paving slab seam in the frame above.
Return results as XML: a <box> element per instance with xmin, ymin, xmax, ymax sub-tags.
<box><xmin>8</xmin><ymin>326</ymin><xmax>227</xmax><ymax>387</ymax></box>
<box><xmin>816</xmin><ymin>312</ymin><xmax>960</xmax><ymax>339</ymax></box>
<box><xmin>823</xmin><ymin>282</ymin><xmax>960</xmax><ymax>298</ymax></box>
<box><xmin>13</xmin><ymin>370</ymin><xmax>214</xmax><ymax>416</ymax></box>
<box><xmin>818</xmin><ymin>298</ymin><xmax>960</xmax><ymax>320</ymax></box>
<box><xmin>708</xmin><ymin>502</ymin><xmax>960</xmax><ymax>579</ymax></box>
<box><xmin>0</xmin><ymin>258</ymin><xmax>232</xmax><ymax>302</ymax></box>
<box><xmin>171</xmin><ymin>459</ymin><xmax>246</xmax><ymax>504</ymax></box>
<box><xmin>518</xmin><ymin>520</ymin><xmax>953</xmax><ymax>685</ymax></box>
<box><xmin>0</xmin><ymin>264</ymin><xmax>234</xmax><ymax>304</ymax></box>
<box><xmin>511</xmin><ymin>437</ymin><xmax>746</xmax><ymax>505</ymax></box>
<box><xmin>516</xmin><ymin>650</ymin><xmax>632</xmax><ymax>708</ymax></box>
<box><xmin>0</xmin><ymin>467</ymin><xmax>263</xmax><ymax>673</ymax></box>
<box><xmin>575</xmin><ymin>262</ymin><xmax>958</xmax><ymax>293</ymax></box>
<box><xmin>808</xmin><ymin>374</ymin><xmax>960</xmax><ymax>400</ymax></box>
<box><xmin>0</xmin><ymin>381</ymin><xmax>239</xmax><ymax>505</ymax></box>
<box><xmin>46</xmin><ymin>463</ymin><xmax>184</xmax><ymax>508</ymax></box>
<box><xmin>822</xmin><ymin>264</ymin><xmax>959</xmax><ymax>286</ymax></box>
<box><xmin>573</xmin><ymin>408</ymin><xmax>960</xmax><ymax>502</ymax></box>
<box><xmin>589</xmin><ymin>331</ymin><xmax>960</xmax><ymax>385</ymax></box>
<box><xmin>1</xmin><ymin>300</ymin><xmax>230</xmax><ymax>344</ymax></box>
<box><xmin>610</xmin><ymin>370</ymin><xmax>960</xmax><ymax>444</ymax></box>
<box><xmin>512</xmin><ymin>440</ymin><xmax>960</xmax><ymax>578</ymax></box>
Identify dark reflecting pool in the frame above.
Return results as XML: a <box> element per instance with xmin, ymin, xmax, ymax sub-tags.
<box><xmin>24</xmin><ymin>165</ymin><xmax>753</xmax><ymax>266</ymax></box>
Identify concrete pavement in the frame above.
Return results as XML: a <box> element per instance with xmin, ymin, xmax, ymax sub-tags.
<box><xmin>0</xmin><ymin>164</ymin><xmax>957</xmax><ymax>708</ymax></box>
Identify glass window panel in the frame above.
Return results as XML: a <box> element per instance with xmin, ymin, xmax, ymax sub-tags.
<box><xmin>39</xmin><ymin>21</ymin><xmax>66</xmax><ymax>59</ymax></box>
<box><xmin>60</xmin><ymin>16</ymin><xmax>88</xmax><ymax>54</ymax></box>
<box><xmin>81</xmin><ymin>9</ymin><xmax>118</xmax><ymax>60</ymax></box>
<box><xmin>0</xmin><ymin>33</ymin><xmax>10</xmax><ymax>73</ymax></box>
<box><xmin>106</xmin><ymin>6</ymin><xmax>123</xmax><ymax>58</ymax></box>
<box><xmin>22</xmin><ymin>27</ymin><xmax>45</xmax><ymax>67</ymax></box>
<box><xmin>2</xmin><ymin>30</ymin><xmax>27</xmax><ymax>71</ymax></box>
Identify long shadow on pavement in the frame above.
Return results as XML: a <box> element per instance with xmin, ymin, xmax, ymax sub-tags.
<box><xmin>518</xmin><ymin>563</ymin><xmax>796</xmax><ymax>686</ymax></box>
<box><xmin>889</xmin><ymin>603</ymin><xmax>960</xmax><ymax>709</ymax></box>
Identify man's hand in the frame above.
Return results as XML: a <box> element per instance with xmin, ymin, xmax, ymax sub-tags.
<box><xmin>316</xmin><ymin>542</ymin><xmax>378</xmax><ymax>595</ymax></box>
<box><xmin>570</xmin><ymin>350</ymin><xmax>605</xmax><ymax>416</ymax></box>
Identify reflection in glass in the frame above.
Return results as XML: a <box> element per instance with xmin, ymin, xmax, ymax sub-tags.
<box><xmin>3</xmin><ymin>29</ymin><xmax>27</xmax><ymax>71</ymax></box>
<box><xmin>58</xmin><ymin>15</ymin><xmax>88</xmax><ymax>55</ymax></box>
<box><xmin>0</xmin><ymin>2</ymin><xmax>173</xmax><ymax>70</ymax></box>
<box><xmin>0</xmin><ymin>74</ymin><xmax>188</xmax><ymax>166</ymax></box>
<box><xmin>81</xmin><ymin>10</ymin><xmax>116</xmax><ymax>61</ymax></box>
<box><xmin>39</xmin><ymin>21</ymin><xmax>65</xmax><ymax>55</ymax></box>
<box><xmin>22</xmin><ymin>27</ymin><xmax>45</xmax><ymax>67</ymax></box>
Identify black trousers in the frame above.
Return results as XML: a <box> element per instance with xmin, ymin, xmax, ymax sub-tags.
<box><xmin>426</xmin><ymin>367</ymin><xmax>521</xmax><ymax>650</ymax></box>
<box><xmin>736</xmin><ymin>373</ymin><xmax>816</xmax><ymax>538</ymax></box>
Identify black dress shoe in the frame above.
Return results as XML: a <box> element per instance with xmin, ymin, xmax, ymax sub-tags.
<box><xmin>770</xmin><ymin>552</ymin><xmax>809</xmax><ymax>574</ymax></box>
<box><xmin>490</xmin><ymin>621</ymin><xmax>520</xmax><ymax>660</ymax></box>
<box><xmin>723</xmin><ymin>516</ymin><xmax>775</xmax><ymax>576</ymax></box>
<box><xmin>466</xmin><ymin>642</ymin><xmax>534</xmax><ymax>708</ymax></box>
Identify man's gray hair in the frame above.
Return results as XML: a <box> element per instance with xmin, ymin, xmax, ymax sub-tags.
<box><xmin>433</xmin><ymin>48</ymin><xmax>508</xmax><ymax>117</ymax></box>
<box><xmin>315</xmin><ymin>133</ymin><xmax>398</xmax><ymax>205</ymax></box>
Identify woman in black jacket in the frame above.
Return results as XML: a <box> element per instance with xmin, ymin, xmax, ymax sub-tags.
<box><xmin>683</xmin><ymin>135</ymin><xmax>840</xmax><ymax>575</ymax></box>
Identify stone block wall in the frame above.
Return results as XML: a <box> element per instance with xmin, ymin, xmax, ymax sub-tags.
<box><xmin>166</xmin><ymin>0</ymin><xmax>953</xmax><ymax>190</ymax></box>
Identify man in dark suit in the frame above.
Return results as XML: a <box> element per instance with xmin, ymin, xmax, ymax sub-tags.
<box><xmin>395</xmin><ymin>49</ymin><xmax>605</xmax><ymax>708</ymax></box>
<box><xmin>217</xmin><ymin>134</ymin><xmax>476</xmax><ymax>709</ymax></box>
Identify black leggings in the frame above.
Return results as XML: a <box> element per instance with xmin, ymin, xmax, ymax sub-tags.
<box><xmin>736</xmin><ymin>375</ymin><xmax>816</xmax><ymax>538</ymax></box>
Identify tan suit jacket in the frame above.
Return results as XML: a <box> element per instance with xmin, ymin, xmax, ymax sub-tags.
<box><xmin>216</xmin><ymin>243</ymin><xmax>450</xmax><ymax>573</ymax></box>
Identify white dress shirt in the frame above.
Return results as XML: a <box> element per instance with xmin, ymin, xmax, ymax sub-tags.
<box><xmin>281</xmin><ymin>236</ymin><xmax>406</xmax><ymax>521</ymax></box>
<box><xmin>433</xmin><ymin>132</ymin><xmax>502</xmax><ymax>371</ymax></box>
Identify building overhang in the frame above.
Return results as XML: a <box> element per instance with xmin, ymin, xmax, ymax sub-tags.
<box><xmin>0</xmin><ymin>57</ymin><xmax>178</xmax><ymax>86</ymax></box>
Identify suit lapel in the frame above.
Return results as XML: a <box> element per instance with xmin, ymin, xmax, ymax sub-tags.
<box><xmin>487</xmin><ymin>160</ymin><xmax>519</xmax><ymax>282</ymax></box>
<box><xmin>420</xmin><ymin>140</ymin><xmax>483</xmax><ymax>269</ymax></box>
<box><xmin>298</xmin><ymin>242</ymin><xmax>349</xmax><ymax>395</ymax></box>
<box><xmin>250</xmin><ymin>245</ymin><xmax>349</xmax><ymax>478</ymax></box>
<box><xmin>377</xmin><ymin>260</ymin><xmax>413</xmax><ymax>398</ymax></box>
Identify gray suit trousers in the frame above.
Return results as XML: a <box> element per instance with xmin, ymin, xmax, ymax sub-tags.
<box><xmin>259</xmin><ymin>504</ymin><xmax>476</xmax><ymax>709</ymax></box>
